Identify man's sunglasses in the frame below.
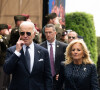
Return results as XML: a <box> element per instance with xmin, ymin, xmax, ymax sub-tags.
<box><xmin>20</xmin><ymin>32</ymin><xmax>31</xmax><ymax>36</ymax></box>
<box><xmin>68</xmin><ymin>36</ymin><xmax>76</xmax><ymax>39</ymax></box>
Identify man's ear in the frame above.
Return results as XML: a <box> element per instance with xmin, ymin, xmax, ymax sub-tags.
<box><xmin>32</xmin><ymin>31</ymin><xmax>36</xmax><ymax>39</ymax></box>
<box><xmin>34</xmin><ymin>31</ymin><xmax>36</xmax><ymax>35</ymax></box>
<box><xmin>55</xmin><ymin>31</ymin><xmax>57</xmax><ymax>35</ymax></box>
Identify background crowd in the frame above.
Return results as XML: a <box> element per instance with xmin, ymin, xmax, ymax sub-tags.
<box><xmin>0</xmin><ymin>13</ymin><xmax>100</xmax><ymax>90</ymax></box>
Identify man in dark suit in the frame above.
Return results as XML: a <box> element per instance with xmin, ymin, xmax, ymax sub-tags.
<box><xmin>3</xmin><ymin>21</ymin><xmax>52</xmax><ymax>90</ymax></box>
<box><xmin>40</xmin><ymin>24</ymin><xmax>67</xmax><ymax>90</ymax></box>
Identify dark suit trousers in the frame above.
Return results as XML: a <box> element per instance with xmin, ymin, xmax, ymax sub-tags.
<box><xmin>52</xmin><ymin>75</ymin><xmax>57</xmax><ymax>90</ymax></box>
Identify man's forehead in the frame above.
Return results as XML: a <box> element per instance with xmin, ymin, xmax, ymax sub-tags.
<box><xmin>69</xmin><ymin>32</ymin><xmax>77</xmax><ymax>36</ymax></box>
<box><xmin>20</xmin><ymin>26</ymin><xmax>33</xmax><ymax>31</ymax></box>
<box><xmin>21</xmin><ymin>24</ymin><xmax>32</xmax><ymax>28</ymax></box>
<box><xmin>45</xmin><ymin>27</ymin><xmax>53</xmax><ymax>30</ymax></box>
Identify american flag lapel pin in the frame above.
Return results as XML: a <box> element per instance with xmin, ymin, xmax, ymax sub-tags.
<box><xmin>57</xmin><ymin>45</ymin><xmax>59</xmax><ymax>47</ymax></box>
<box><xmin>38</xmin><ymin>51</ymin><xmax>40</xmax><ymax>53</ymax></box>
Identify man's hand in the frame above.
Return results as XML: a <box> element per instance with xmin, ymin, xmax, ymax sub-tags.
<box><xmin>56</xmin><ymin>74</ymin><xmax>59</xmax><ymax>81</ymax></box>
<box><xmin>16</xmin><ymin>37</ymin><xmax>25</xmax><ymax>52</ymax></box>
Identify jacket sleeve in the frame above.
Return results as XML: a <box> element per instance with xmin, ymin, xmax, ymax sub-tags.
<box><xmin>56</xmin><ymin>63</ymin><xmax>65</xmax><ymax>90</ymax></box>
<box><xmin>3</xmin><ymin>47</ymin><xmax>19</xmax><ymax>74</ymax></box>
<box><xmin>91</xmin><ymin>64</ymin><xmax>100</xmax><ymax>90</ymax></box>
<box><xmin>44</xmin><ymin>49</ymin><xmax>53</xmax><ymax>90</ymax></box>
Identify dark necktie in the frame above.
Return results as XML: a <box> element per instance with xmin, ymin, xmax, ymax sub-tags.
<box><xmin>25</xmin><ymin>46</ymin><xmax>31</xmax><ymax>72</ymax></box>
<box><xmin>50</xmin><ymin>44</ymin><xmax>55</xmax><ymax>76</ymax></box>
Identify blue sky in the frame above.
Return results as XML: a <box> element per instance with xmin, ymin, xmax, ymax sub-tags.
<box><xmin>65</xmin><ymin>0</ymin><xmax>100</xmax><ymax>36</ymax></box>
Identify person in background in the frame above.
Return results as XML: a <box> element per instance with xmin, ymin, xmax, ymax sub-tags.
<box><xmin>42</xmin><ymin>13</ymin><xmax>64</xmax><ymax>42</ymax></box>
<box><xmin>0</xmin><ymin>24</ymin><xmax>10</xmax><ymax>90</ymax></box>
<box><xmin>21</xmin><ymin>14</ymin><xmax>31</xmax><ymax>22</ymax></box>
<box><xmin>78</xmin><ymin>35</ymin><xmax>84</xmax><ymax>40</ymax></box>
<box><xmin>57</xmin><ymin>39</ymin><xmax>100</xmax><ymax>90</ymax></box>
<box><xmin>3</xmin><ymin>21</ymin><xmax>52</xmax><ymax>90</ymax></box>
<box><xmin>7</xmin><ymin>24</ymin><xmax>12</xmax><ymax>34</ymax></box>
<box><xmin>33</xmin><ymin>24</ymin><xmax>42</xmax><ymax>44</ymax></box>
<box><xmin>54</xmin><ymin>17</ymin><xmax>64</xmax><ymax>41</ymax></box>
<box><xmin>68</xmin><ymin>31</ymin><xmax>78</xmax><ymax>44</ymax></box>
<box><xmin>9</xmin><ymin>15</ymin><xmax>27</xmax><ymax>46</ymax></box>
<box><xmin>41</xmin><ymin>24</ymin><xmax>67</xmax><ymax>90</ymax></box>
<box><xmin>42</xmin><ymin>13</ymin><xmax>58</xmax><ymax>41</ymax></box>
<box><xmin>60</xmin><ymin>31</ymin><xmax>68</xmax><ymax>43</ymax></box>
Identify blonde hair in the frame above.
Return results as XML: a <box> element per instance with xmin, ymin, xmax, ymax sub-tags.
<box><xmin>64</xmin><ymin>39</ymin><xmax>94</xmax><ymax>65</ymax></box>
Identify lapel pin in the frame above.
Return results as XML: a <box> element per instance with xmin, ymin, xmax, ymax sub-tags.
<box><xmin>38</xmin><ymin>51</ymin><xmax>40</xmax><ymax>53</ymax></box>
<box><xmin>57</xmin><ymin>45</ymin><xmax>59</xmax><ymax>47</ymax></box>
<box><xmin>84</xmin><ymin>67</ymin><xmax>86</xmax><ymax>71</ymax></box>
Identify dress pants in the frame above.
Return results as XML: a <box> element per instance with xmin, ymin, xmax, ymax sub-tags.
<box><xmin>52</xmin><ymin>75</ymin><xmax>57</xmax><ymax>90</ymax></box>
<box><xmin>52</xmin><ymin>75</ymin><xmax>64</xmax><ymax>90</ymax></box>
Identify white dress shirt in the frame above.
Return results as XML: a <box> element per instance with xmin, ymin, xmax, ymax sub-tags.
<box><xmin>15</xmin><ymin>42</ymin><xmax>34</xmax><ymax>72</ymax></box>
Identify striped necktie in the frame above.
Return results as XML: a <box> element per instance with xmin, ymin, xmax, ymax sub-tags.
<box><xmin>50</xmin><ymin>44</ymin><xmax>55</xmax><ymax>76</ymax></box>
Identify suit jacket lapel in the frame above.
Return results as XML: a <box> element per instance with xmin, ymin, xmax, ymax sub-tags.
<box><xmin>44</xmin><ymin>41</ymin><xmax>48</xmax><ymax>49</ymax></box>
<box><xmin>31</xmin><ymin>44</ymin><xmax>41</xmax><ymax>73</ymax></box>
<box><xmin>55</xmin><ymin>41</ymin><xmax>60</xmax><ymax>63</ymax></box>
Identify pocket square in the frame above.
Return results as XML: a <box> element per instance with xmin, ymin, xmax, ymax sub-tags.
<box><xmin>38</xmin><ymin>59</ymin><xmax>44</xmax><ymax>61</ymax></box>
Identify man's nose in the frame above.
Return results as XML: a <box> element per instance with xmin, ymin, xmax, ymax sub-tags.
<box><xmin>24</xmin><ymin>33</ymin><xmax>28</xmax><ymax>37</ymax></box>
<box><xmin>47</xmin><ymin>33</ymin><xmax>50</xmax><ymax>36</ymax></box>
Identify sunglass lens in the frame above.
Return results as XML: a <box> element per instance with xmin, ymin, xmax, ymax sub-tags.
<box><xmin>68</xmin><ymin>37</ymin><xmax>71</xmax><ymax>39</ymax></box>
<box><xmin>26</xmin><ymin>32</ymin><xmax>31</xmax><ymax>36</ymax></box>
<box><xmin>72</xmin><ymin>37</ymin><xmax>75</xmax><ymax>39</ymax></box>
<box><xmin>20</xmin><ymin>32</ymin><xmax>25</xmax><ymax>35</ymax></box>
<box><xmin>68</xmin><ymin>36</ymin><xmax>75</xmax><ymax>39</ymax></box>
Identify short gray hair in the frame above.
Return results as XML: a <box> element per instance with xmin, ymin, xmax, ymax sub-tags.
<box><xmin>45</xmin><ymin>24</ymin><xmax>56</xmax><ymax>31</ymax></box>
<box><xmin>19</xmin><ymin>21</ymin><xmax>37</xmax><ymax>32</ymax></box>
<box><xmin>68</xmin><ymin>31</ymin><xmax>78</xmax><ymax>37</ymax></box>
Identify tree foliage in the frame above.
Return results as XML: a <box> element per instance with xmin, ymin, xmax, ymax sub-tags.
<box><xmin>97</xmin><ymin>37</ymin><xmax>100</xmax><ymax>56</ymax></box>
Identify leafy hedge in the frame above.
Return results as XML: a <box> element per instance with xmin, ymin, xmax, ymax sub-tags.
<box><xmin>65</xmin><ymin>12</ymin><xmax>97</xmax><ymax>64</ymax></box>
<box><xmin>97</xmin><ymin>37</ymin><xmax>100</xmax><ymax>56</ymax></box>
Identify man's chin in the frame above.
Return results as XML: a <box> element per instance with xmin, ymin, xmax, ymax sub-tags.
<box><xmin>24</xmin><ymin>43</ymin><xmax>29</xmax><ymax>46</ymax></box>
<box><xmin>47</xmin><ymin>38</ymin><xmax>51</xmax><ymax>41</ymax></box>
<box><xmin>23</xmin><ymin>40</ymin><xmax>28</xmax><ymax>43</ymax></box>
<box><xmin>24</xmin><ymin>42</ymin><xmax>28</xmax><ymax>45</ymax></box>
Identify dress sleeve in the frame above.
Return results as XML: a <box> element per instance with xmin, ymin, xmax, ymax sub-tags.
<box><xmin>91</xmin><ymin>64</ymin><xmax>100</xmax><ymax>90</ymax></box>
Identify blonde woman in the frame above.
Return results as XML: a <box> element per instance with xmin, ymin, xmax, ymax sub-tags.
<box><xmin>57</xmin><ymin>39</ymin><xmax>99</xmax><ymax>90</ymax></box>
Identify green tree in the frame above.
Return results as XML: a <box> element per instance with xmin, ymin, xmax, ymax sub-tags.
<box><xmin>65</xmin><ymin>12</ymin><xmax>97</xmax><ymax>64</ymax></box>
<box><xmin>97</xmin><ymin>37</ymin><xmax>100</xmax><ymax>56</ymax></box>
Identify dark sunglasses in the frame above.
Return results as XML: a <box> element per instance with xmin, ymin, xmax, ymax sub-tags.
<box><xmin>20</xmin><ymin>32</ymin><xmax>31</xmax><ymax>36</ymax></box>
<box><xmin>68</xmin><ymin>36</ymin><xmax>75</xmax><ymax>39</ymax></box>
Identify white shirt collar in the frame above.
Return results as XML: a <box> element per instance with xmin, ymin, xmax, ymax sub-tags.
<box><xmin>28</xmin><ymin>42</ymin><xmax>34</xmax><ymax>50</ymax></box>
<box><xmin>23</xmin><ymin>42</ymin><xmax>34</xmax><ymax>53</ymax></box>
<box><xmin>47</xmin><ymin>40</ymin><xmax>56</xmax><ymax>46</ymax></box>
